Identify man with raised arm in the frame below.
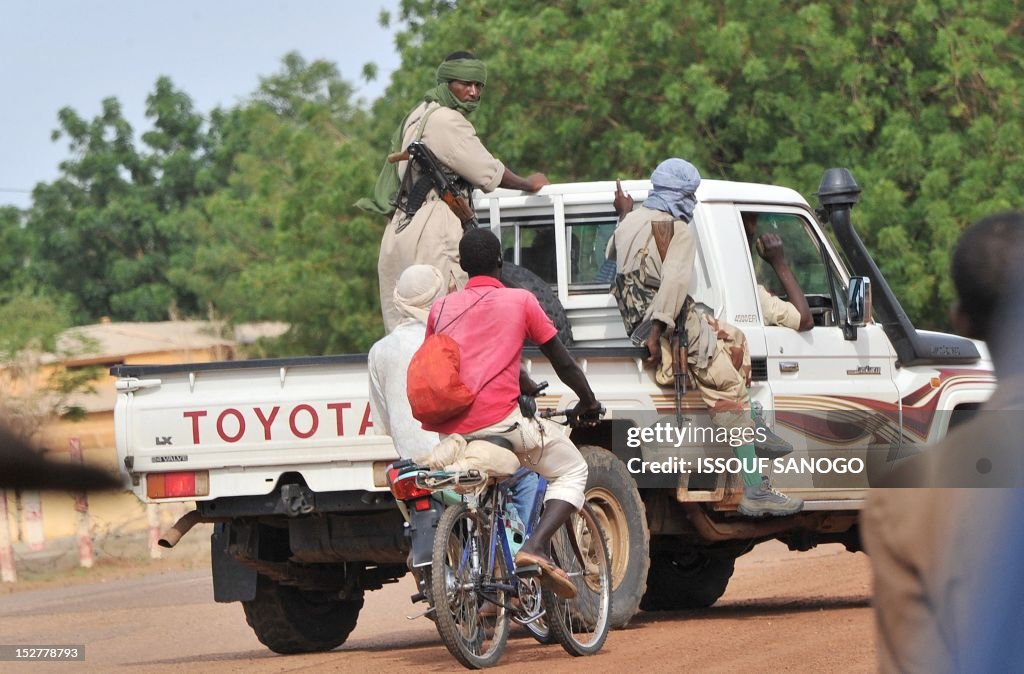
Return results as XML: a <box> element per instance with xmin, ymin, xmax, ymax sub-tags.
<box><xmin>741</xmin><ymin>212</ymin><xmax>814</xmax><ymax>332</ymax></box>
<box><xmin>609</xmin><ymin>160</ymin><xmax>801</xmax><ymax>517</ymax></box>
<box><xmin>358</xmin><ymin>51</ymin><xmax>549</xmax><ymax>332</ymax></box>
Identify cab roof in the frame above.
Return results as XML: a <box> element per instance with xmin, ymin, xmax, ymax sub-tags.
<box><xmin>477</xmin><ymin>179</ymin><xmax>811</xmax><ymax>209</ymax></box>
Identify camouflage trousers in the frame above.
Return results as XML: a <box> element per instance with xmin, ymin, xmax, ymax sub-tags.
<box><xmin>656</xmin><ymin>307</ymin><xmax>753</xmax><ymax>433</ymax></box>
<box><xmin>690</xmin><ymin>315</ymin><xmax>754</xmax><ymax>433</ymax></box>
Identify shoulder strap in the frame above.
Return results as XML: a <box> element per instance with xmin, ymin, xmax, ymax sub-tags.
<box><xmin>413</xmin><ymin>103</ymin><xmax>440</xmax><ymax>143</ymax></box>
<box><xmin>433</xmin><ymin>289</ymin><xmax>495</xmax><ymax>335</ymax></box>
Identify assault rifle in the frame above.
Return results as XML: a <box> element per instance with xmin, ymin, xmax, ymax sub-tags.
<box><xmin>388</xmin><ymin>141</ymin><xmax>479</xmax><ymax>232</ymax></box>
<box><xmin>670</xmin><ymin>314</ymin><xmax>688</xmax><ymax>427</ymax></box>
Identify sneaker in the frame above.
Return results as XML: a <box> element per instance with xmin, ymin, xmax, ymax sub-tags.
<box><xmin>737</xmin><ymin>476</ymin><xmax>803</xmax><ymax>517</ymax></box>
<box><xmin>752</xmin><ymin>403</ymin><xmax>793</xmax><ymax>458</ymax></box>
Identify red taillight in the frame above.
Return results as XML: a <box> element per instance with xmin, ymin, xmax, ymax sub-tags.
<box><xmin>413</xmin><ymin>497</ymin><xmax>433</xmax><ymax>511</ymax></box>
<box><xmin>147</xmin><ymin>471</ymin><xmax>209</xmax><ymax>499</ymax></box>
<box><xmin>389</xmin><ymin>474</ymin><xmax>432</xmax><ymax>500</ymax></box>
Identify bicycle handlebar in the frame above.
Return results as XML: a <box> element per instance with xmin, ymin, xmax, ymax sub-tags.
<box><xmin>538</xmin><ymin>405</ymin><xmax>607</xmax><ymax>427</ymax></box>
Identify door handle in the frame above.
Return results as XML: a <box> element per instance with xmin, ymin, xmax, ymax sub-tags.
<box><xmin>779</xmin><ymin>361</ymin><xmax>799</xmax><ymax>373</ymax></box>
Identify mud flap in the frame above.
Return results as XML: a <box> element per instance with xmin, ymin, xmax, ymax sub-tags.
<box><xmin>409</xmin><ymin>499</ymin><xmax>445</xmax><ymax>568</ymax></box>
<box><xmin>211</xmin><ymin>522</ymin><xmax>257</xmax><ymax>602</ymax></box>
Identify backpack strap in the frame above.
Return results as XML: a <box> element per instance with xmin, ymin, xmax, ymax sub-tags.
<box><xmin>433</xmin><ymin>289</ymin><xmax>494</xmax><ymax>335</ymax></box>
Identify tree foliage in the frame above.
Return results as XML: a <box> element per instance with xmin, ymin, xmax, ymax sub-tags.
<box><xmin>26</xmin><ymin>79</ymin><xmax>212</xmax><ymax>323</ymax></box>
<box><xmin>0</xmin><ymin>207</ymin><xmax>30</xmax><ymax>296</ymax></box>
<box><xmin>7</xmin><ymin>1</ymin><xmax>1024</xmax><ymax>356</ymax></box>
<box><xmin>379</xmin><ymin>0</ymin><xmax>1024</xmax><ymax>324</ymax></box>
<box><xmin>179</xmin><ymin>53</ymin><xmax>384</xmax><ymax>354</ymax></box>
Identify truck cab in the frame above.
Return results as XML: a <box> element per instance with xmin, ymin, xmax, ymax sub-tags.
<box><xmin>479</xmin><ymin>174</ymin><xmax>993</xmax><ymax>491</ymax></box>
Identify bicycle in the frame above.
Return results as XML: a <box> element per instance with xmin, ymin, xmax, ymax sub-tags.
<box><xmin>414</xmin><ymin>407</ymin><xmax>612</xmax><ymax>669</ymax></box>
<box><xmin>388</xmin><ymin>460</ymin><xmax>553</xmax><ymax>647</ymax></box>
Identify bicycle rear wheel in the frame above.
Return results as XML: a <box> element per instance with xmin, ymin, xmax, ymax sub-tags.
<box><xmin>543</xmin><ymin>502</ymin><xmax>612</xmax><ymax>656</ymax></box>
<box><xmin>431</xmin><ymin>502</ymin><xmax>511</xmax><ymax>669</ymax></box>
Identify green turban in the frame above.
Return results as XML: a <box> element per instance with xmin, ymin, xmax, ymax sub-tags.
<box><xmin>355</xmin><ymin>56</ymin><xmax>488</xmax><ymax>216</ymax></box>
<box><xmin>424</xmin><ymin>57</ymin><xmax>487</xmax><ymax>116</ymax></box>
<box><xmin>436</xmin><ymin>58</ymin><xmax>487</xmax><ymax>86</ymax></box>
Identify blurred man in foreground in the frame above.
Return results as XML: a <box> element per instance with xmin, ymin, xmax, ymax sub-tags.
<box><xmin>861</xmin><ymin>211</ymin><xmax>1024</xmax><ymax>673</ymax></box>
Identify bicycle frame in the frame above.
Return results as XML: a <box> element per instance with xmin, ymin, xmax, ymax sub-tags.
<box><xmin>457</xmin><ymin>474</ymin><xmax>549</xmax><ymax>621</ymax></box>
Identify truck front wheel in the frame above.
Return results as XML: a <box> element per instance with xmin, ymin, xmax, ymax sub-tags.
<box><xmin>580</xmin><ymin>445</ymin><xmax>649</xmax><ymax>628</ymax></box>
<box><xmin>640</xmin><ymin>548</ymin><xmax>735</xmax><ymax>610</ymax></box>
<box><xmin>243</xmin><ymin>575</ymin><xmax>363</xmax><ymax>654</ymax></box>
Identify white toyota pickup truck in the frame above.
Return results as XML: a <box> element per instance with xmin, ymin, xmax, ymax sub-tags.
<box><xmin>112</xmin><ymin>168</ymin><xmax>994</xmax><ymax>654</ymax></box>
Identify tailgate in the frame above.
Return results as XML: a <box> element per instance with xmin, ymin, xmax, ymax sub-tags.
<box><xmin>113</xmin><ymin>356</ymin><xmax>399</xmax><ymax>501</ymax></box>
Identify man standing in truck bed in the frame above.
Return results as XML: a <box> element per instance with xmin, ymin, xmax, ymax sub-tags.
<box><xmin>358</xmin><ymin>51</ymin><xmax>549</xmax><ymax>332</ymax></box>
<box><xmin>608</xmin><ymin>159</ymin><xmax>801</xmax><ymax>517</ymax></box>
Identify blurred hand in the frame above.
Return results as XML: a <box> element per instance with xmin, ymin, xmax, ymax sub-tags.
<box><xmin>526</xmin><ymin>173</ymin><xmax>550</xmax><ymax>192</ymax></box>
<box><xmin>645</xmin><ymin>331</ymin><xmax>662</xmax><ymax>366</ymax></box>
<box><xmin>568</xmin><ymin>400</ymin><xmax>604</xmax><ymax>428</ymax></box>
<box><xmin>756</xmin><ymin>233</ymin><xmax>786</xmax><ymax>265</ymax></box>
<box><xmin>613</xmin><ymin>179</ymin><xmax>634</xmax><ymax>219</ymax></box>
<box><xmin>643</xmin><ymin>320</ymin><xmax>666</xmax><ymax>366</ymax></box>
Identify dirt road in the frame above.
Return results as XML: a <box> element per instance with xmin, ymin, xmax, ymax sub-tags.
<box><xmin>0</xmin><ymin>540</ymin><xmax>873</xmax><ymax>673</ymax></box>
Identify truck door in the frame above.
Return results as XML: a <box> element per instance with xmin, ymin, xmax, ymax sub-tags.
<box><xmin>740</xmin><ymin>208</ymin><xmax>900</xmax><ymax>495</ymax></box>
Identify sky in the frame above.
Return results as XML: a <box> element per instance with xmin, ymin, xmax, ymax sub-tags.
<box><xmin>0</xmin><ymin>0</ymin><xmax>403</xmax><ymax>210</ymax></box>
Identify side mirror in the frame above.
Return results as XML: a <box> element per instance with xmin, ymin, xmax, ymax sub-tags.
<box><xmin>844</xmin><ymin>276</ymin><xmax>872</xmax><ymax>339</ymax></box>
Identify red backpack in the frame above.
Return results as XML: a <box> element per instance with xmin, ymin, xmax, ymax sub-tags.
<box><xmin>407</xmin><ymin>333</ymin><xmax>474</xmax><ymax>425</ymax></box>
<box><xmin>406</xmin><ymin>292</ymin><xmax>492</xmax><ymax>425</ymax></box>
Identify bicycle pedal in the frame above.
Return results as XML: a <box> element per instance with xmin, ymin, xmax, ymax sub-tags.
<box><xmin>410</xmin><ymin>591</ymin><xmax>426</xmax><ymax>603</ymax></box>
<box><xmin>515</xmin><ymin>564</ymin><xmax>541</xmax><ymax>578</ymax></box>
<box><xmin>406</xmin><ymin>605</ymin><xmax>436</xmax><ymax>620</ymax></box>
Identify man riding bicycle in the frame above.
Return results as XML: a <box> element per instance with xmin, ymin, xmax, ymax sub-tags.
<box><xmin>419</xmin><ymin>227</ymin><xmax>603</xmax><ymax>599</ymax></box>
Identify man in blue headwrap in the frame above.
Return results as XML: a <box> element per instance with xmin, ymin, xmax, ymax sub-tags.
<box><xmin>608</xmin><ymin>159</ymin><xmax>802</xmax><ymax>518</ymax></box>
<box><xmin>608</xmin><ymin>158</ymin><xmax>701</xmax><ymax>355</ymax></box>
<box><xmin>365</xmin><ymin>51</ymin><xmax>550</xmax><ymax>332</ymax></box>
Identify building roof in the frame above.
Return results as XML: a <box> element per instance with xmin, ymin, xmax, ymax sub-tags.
<box><xmin>50</xmin><ymin>320</ymin><xmax>289</xmax><ymax>413</ymax></box>
<box><xmin>55</xmin><ymin>320</ymin><xmax>289</xmax><ymax>366</ymax></box>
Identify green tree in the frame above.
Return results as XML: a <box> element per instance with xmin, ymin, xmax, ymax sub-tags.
<box><xmin>0</xmin><ymin>207</ymin><xmax>30</xmax><ymax>296</ymax></box>
<box><xmin>380</xmin><ymin>0</ymin><xmax>1024</xmax><ymax>329</ymax></box>
<box><xmin>181</xmin><ymin>53</ymin><xmax>384</xmax><ymax>354</ymax></box>
<box><xmin>26</xmin><ymin>78</ymin><xmax>215</xmax><ymax>323</ymax></box>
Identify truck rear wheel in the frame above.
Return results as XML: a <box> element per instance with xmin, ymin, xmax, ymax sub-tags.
<box><xmin>501</xmin><ymin>262</ymin><xmax>573</xmax><ymax>346</ymax></box>
<box><xmin>243</xmin><ymin>575</ymin><xmax>363</xmax><ymax>654</ymax></box>
<box><xmin>640</xmin><ymin>549</ymin><xmax>735</xmax><ymax>610</ymax></box>
<box><xmin>580</xmin><ymin>445</ymin><xmax>649</xmax><ymax>628</ymax></box>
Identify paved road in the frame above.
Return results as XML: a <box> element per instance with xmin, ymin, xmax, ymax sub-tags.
<box><xmin>0</xmin><ymin>540</ymin><xmax>874</xmax><ymax>672</ymax></box>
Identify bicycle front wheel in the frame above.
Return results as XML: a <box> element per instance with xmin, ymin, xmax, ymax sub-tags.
<box><xmin>431</xmin><ymin>502</ymin><xmax>510</xmax><ymax>669</ymax></box>
<box><xmin>543</xmin><ymin>502</ymin><xmax>612</xmax><ymax>656</ymax></box>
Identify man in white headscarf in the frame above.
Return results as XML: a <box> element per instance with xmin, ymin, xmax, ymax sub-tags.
<box><xmin>368</xmin><ymin>264</ymin><xmax>446</xmax><ymax>458</ymax></box>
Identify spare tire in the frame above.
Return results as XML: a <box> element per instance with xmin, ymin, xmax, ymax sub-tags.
<box><xmin>640</xmin><ymin>549</ymin><xmax>736</xmax><ymax>611</ymax></box>
<box><xmin>501</xmin><ymin>262</ymin><xmax>573</xmax><ymax>346</ymax></box>
<box><xmin>243</xmin><ymin>574</ymin><xmax>363</xmax><ymax>653</ymax></box>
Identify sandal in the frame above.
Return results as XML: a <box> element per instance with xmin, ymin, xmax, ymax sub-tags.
<box><xmin>514</xmin><ymin>550</ymin><xmax>577</xmax><ymax>599</ymax></box>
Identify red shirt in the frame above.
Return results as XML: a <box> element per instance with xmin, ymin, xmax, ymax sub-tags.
<box><xmin>423</xmin><ymin>275</ymin><xmax>558</xmax><ymax>434</ymax></box>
